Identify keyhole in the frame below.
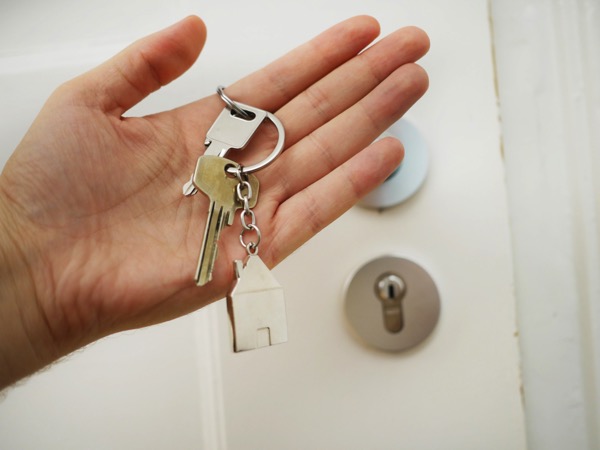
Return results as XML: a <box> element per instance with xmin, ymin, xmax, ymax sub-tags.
<box><xmin>375</xmin><ymin>273</ymin><xmax>407</xmax><ymax>333</ymax></box>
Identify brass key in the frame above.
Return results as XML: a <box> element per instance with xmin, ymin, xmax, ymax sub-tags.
<box><xmin>182</xmin><ymin>102</ymin><xmax>267</xmax><ymax>197</ymax></box>
<box><xmin>193</xmin><ymin>155</ymin><xmax>259</xmax><ymax>286</ymax></box>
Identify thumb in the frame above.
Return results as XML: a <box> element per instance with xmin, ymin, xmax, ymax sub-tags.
<box><xmin>71</xmin><ymin>16</ymin><xmax>206</xmax><ymax>115</ymax></box>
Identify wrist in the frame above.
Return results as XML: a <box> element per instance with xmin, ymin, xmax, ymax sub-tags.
<box><xmin>0</xmin><ymin>192</ymin><xmax>59</xmax><ymax>390</ymax></box>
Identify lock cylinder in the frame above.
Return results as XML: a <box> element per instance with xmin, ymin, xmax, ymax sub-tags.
<box><xmin>374</xmin><ymin>273</ymin><xmax>407</xmax><ymax>333</ymax></box>
<box><xmin>344</xmin><ymin>256</ymin><xmax>440</xmax><ymax>352</ymax></box>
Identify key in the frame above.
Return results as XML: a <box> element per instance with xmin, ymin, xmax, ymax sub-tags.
<box><xmin>182</xmin><ymin>174</ymin><xmax>197</xmax><ymax>196</ymax></box>
<box><xmin>204</xmin><ymin>102</ymin><xmax>268</xmax><ymax>157</ymax></box>
<box><xmin>227</xmin><ymin>254</ymin><xmax>288</xmax><ymax>352</ymax></box>
<box><xmin>183</xmin><ymin>103</ymin><xmax>268</xmax><ymax>197</ymax></box>
<box><xmin>193</xmin><ymin>155</ymin><xmax>260</xmax><ymax>286</ymax></box>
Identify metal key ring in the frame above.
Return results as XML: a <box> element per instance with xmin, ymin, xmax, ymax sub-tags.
<box><xmin>224</xmin><ymin>104</ymin><xmax>286</xmax><ymax>175</ymax></box>
<box><xmin>216</xmin><ymin>86</ymin><xmax>252</xmax><ymax>120</ymax></box>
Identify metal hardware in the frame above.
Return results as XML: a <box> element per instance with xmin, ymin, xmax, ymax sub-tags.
<box><xmin>227</xmin><ymin>254</ymin><xmax>288</xmax><ymax>352</ymax></box>
<box><xmin>232</xmin><ymin>165</ymin><xmax>262</xmax><ymax>256</ymax></box>
<box><xmin>217</xmin><ymin>85</ymin><xmax>252</xmax><ymax>120</ymax></box>
<box><xmin>223</xmin><ymin>105</ymin><xmax>285</xmax><ymax>175</ymax></box>
<box><xmin>214</xmin><ymin>85</ymin><xmax>285</xmax><ymax>174</ymax></box>
<box><xmin>374</xmin><ymin>273</ymin><xmax>407</xmax><ymax>333</ymax></box>
<box><xmin>190</xmin><ymin>155</ymin><xmax>259</xmax><ymax>286</ymax></box>
<box><xmin>359</xmin><ymin>119</ymin><xmax>429</xmax><ymax>209</ymax></box>
<box><xmin>344</xmin><ymin>256</ymin><xmax>440</xmax><ymax>352</ymax></box>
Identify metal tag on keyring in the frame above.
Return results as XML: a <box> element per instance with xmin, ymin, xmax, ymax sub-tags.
<box><xmin>227</xmin><ymin>255</ymin><xmax>288</xmax><ymax>352</ymax></box>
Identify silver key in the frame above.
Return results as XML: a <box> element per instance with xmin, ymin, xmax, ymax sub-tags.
<box><xmin>193</xmin><ymin>155</ymin><xmax>259</xmax><ymax>286</ymax></box>
<box><xmin>227</xmin><ymin>254</ymin><xmax>288</xmax><ymax>352</ymax></box>
<box><xmin>183</xmin><ymin>103</ymin><xmax>267</xmax><ymax>197</ymax></box>
<box><xmin>182</xmin><ymin>174</ymin><xmax>197</xmax><ymax>196</ymax></box>
<box><xmin>204</xmin><ymin>103</ymin><xmax>268</xmax><ymax>156</ymax></box>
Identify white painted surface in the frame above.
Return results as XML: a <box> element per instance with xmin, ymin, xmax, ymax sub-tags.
<box><xmin>491</xmin><ymin>1</ymin><xmax>600</xmax><ymax>449</ymax></box>
<box><xmin>0</xmin><ymin>1</ymin><xmax>528</xmax><ymax>449</ymax></box>
<box><xmin>0</xmin><ymin>317</ymin><xmax>205</xmax><ymax>449</ymax></box>
<box><xmin>210</xmin><ymin>2</ymin><xmax>526</xmax><ymax>448</ymax></box>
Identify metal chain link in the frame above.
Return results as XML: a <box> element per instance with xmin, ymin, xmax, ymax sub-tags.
<box><xmin>233</xmin><ymin>168</ymin><xmax>261</xmax><ymax>255</ymax></box>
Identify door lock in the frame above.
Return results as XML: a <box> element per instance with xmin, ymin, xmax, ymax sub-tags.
<box><xmin>345</xmin><ymin>256</ymin><xmax>440</xmax><ymax>352</ymax></box>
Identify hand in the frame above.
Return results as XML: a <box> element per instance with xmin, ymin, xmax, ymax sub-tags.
<box><xmin>0</xmin><ymin>15</ymin><xmax>428</xmax><ymax>387</ymax></box>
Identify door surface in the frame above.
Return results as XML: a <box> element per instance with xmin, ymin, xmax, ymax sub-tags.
<box><xmin>0</xmin><ymin>1</ymin><xmax>526</xmax><ymax>449</ymax></box>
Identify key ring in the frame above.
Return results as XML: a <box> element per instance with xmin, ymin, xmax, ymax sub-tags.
<box><xmin>217</xmin><ymin>86</ymin><xmax>252</xmax><ymax>120</ymax></box>
<box><xmin>217</xmin><ymin>86</ymin><xmax>286</xmax><ymax>175</ymax></box>
<box><xmin>225</xmin><ymin>106</ymin><xmax>285</xmax><ymax>175</ymax></box>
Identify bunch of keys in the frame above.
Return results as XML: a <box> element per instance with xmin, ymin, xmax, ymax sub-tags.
<box><xmin>182</xmin><ymin>86</ymin><xmax>288</xmax><ymax>352</ymax></box>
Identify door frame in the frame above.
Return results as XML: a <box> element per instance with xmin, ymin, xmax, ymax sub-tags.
<box><xmin>490</xmin><ymin>1</ymin><xmax>600</xmax><ymax>448</ymax></box>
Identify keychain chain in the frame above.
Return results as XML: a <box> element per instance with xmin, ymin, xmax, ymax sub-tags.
<box><xmin>233</xmin><ymin>167</ymin><xmax>262</xmax><ymax>255</ymax></box>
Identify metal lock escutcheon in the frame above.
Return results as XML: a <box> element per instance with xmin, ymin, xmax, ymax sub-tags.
<box><xmin>344</xmin><ymin>256</ymin><xmax>440</xmax><ymax>352</ymax></box>
<box><xmin>358</xmin><ymin>119</ymin><xmax>429</xmax><ymax>210</ymax></box>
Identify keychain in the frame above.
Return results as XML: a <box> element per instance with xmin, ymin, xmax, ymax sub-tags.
<box><xmin>183</xmin><ymin>86</ymin><xmax>288</xmax><ymax>352</ymax></box>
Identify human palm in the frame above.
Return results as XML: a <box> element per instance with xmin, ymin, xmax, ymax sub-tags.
<box><xmin>0</xmin><ymin>15</ymin><xmax>428</xmax><ymax>355</ymax></box>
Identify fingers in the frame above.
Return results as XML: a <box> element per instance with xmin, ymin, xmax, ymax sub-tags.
<box><xmin>267</xmin><ymin>137</ymin><xmax>404</xmax><ymax>264</ymax></box>
<box><xmin>174</xmin><ymin>15</ymin><xmax>383</xmax><ymax>159</ymax></box>
<box><xmin>266</xmin><ymin>62</ymin><xmax>429</xmax><ymax>203</ymax></box>
<box><xmin>174</xmin><ymin>18</ymin><xmax>427</xmax><ymax>165</ymax></box>
<box><xmin>277</xmin><ymin>26</ymin><xmax>430</xmax><ymax>149</ymax></box>
<box><xmin>262</xmin><ymin>60</ymin><xmax>428</xmax><ymax>265</ymax></box>
<box><xmin>66</xmin><ymin>16</ymin><xmax>206</xmax><ymax>115</ymax></box>
<box><xmin>224</xmin><ymin>15</ymin><xmax>382</xmax><ymax>112</ymax></box>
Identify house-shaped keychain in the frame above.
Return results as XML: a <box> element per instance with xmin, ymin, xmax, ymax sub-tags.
<box><xmin>227</xmin><ymin>255</ymin><xmax>288</xmax><ymax>352</ymax></box>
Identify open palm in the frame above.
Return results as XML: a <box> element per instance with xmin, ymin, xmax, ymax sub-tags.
<box><xmin>0</xmin><ymin>15</ymin><xmax>428</xmax><ymax>355</ymax></box>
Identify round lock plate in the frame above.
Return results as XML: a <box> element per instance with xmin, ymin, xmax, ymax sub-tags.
<box><xmin>344</xmin><ymin>256</ymin><xmax>440</xmax><ymax>352</ymax></box>
<box><xmin>358</xmin><ymin>119</ymin><xmax>428</xmax><ymax>209</ymax></box>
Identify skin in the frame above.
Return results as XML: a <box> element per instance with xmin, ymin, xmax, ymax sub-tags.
<box><xmin>0</xmin><ymin>15</ymin><xmax>429</xmax><ymax>390</ymax></box>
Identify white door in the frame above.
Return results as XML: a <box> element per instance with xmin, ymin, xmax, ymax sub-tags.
<box><xmin>0</xmin><ymin>1</ymin><xmax>527</xmax><ymax>449</ymax></box>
